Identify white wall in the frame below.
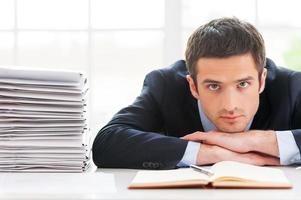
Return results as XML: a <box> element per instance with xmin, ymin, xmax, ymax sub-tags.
<box><xmin>0</xmin><ymin>0</ymin><xmax>301</xmax><ymax>137</ymax></box>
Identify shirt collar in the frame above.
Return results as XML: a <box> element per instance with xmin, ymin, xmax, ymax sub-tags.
<box><xmin>197</xmin><ymin>100</ymin><xmax>252</xmax><ymax>132</ymax></box>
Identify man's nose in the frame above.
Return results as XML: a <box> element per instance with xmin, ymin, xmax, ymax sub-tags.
<box><xmin>220</xmin><ymin>89</ymin><xmax>239</xmax><ymax>112</ymax></box>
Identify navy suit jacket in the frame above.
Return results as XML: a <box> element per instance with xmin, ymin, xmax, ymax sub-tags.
<box><xmin>92</xmin><ymin>58</ymin><xmax>301</xmax><ymax>169</ymax></box>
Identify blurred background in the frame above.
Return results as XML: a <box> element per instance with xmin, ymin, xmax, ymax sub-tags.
<box><xmin>0</xmin><ymin>0</ymin><xmax>301</xmax><ymax>137</ymax></box>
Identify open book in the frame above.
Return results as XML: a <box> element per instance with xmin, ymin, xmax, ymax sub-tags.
<box><xmin>129</xmin><ymin>161</ymin><xmax>292</xmax><ymax>189</ymax></box>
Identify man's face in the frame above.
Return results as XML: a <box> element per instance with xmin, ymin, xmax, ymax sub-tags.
<box><xmin>187</xmin><ymin>53</ymin><xmax>266</xmax><ymax>133</ymax></box>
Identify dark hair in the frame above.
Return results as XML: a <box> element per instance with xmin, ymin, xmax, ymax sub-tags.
<box><xmin>185</xmin><ymin>17</ymin><xmax>266</xmax><ymax>83</ymax></box>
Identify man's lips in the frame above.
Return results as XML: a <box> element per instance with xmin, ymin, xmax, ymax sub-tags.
<box><xmin>220</xmin><ymin>115</ymin><xmax>243</xmax><ymax>122</ymax></box>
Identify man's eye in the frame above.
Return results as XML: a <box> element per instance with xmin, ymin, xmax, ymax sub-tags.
<box><xmin>238</xmin><ymin>81</ymin><xmax>249</xmax><ymax>88</ymax></box>
<box><xmin>208</xmin><ymin>84</ymin><xmax>220</xmax><ymax>91</ymax></box>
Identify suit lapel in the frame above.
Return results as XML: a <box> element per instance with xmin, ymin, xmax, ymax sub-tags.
<box><xmin>183</xmin><ymin>93</ymin><xmax>204</xmax><ymax>132</ymax></box>
<box><xmin>250</xmin><ymin>91</ymin><xmax>271</xmax><ymax>129</ymax></box>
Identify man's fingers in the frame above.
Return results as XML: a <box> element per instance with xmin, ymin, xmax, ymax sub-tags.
<box><xmin>264</xmin><ymin>157</ymin><xmax>280</xmax><ymax>166</ymax></box>
<box><xmin>257</xmin><ymin>155</ymin><xmax>280</xmax><ymax>166</ymax></box>
<box><xmin>181</xmin><ymin>132</ymin><xmax>207</xmax><ymax>141</ymax></box>
<box><xmin>185</xmin><ymin>132</ymin><xmax>252</xmax><ymax>153</ymax></box>
<box><xmin>183</xmin><ymin>131</ymin><xmax>226</xmax><ymax>146</ymax></box>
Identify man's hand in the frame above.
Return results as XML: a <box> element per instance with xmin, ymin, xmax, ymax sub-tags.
<box><xmin>182</xmin><ymin>130</ymin><xmax>280</xmax><ymax>157</ymax></box>
<box><xmin>196</xmin><ymin>143</ymin><xmax>280</xmax><ymax>166</ymax></box>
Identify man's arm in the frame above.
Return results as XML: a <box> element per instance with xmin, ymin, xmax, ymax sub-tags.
<box><xmin>92</xmin><ymin>70</ymin><xmax>188</xmax><ymax>169</ymax></box>
<box><xmin>178</xmin><ymin>140</ymin><xmax>280</xmax><ymax>167</ymax></box>
<box><xmin>291</xmin><ymin>72</ymin><xmax>301</xmax><ymax>153</ymax></box>
<box><xmin>182</xmin><ymin>130</ymin><xmax>300</xmax><ymax>165</ymax></box>
<box><xmin>196</xmin><ymin>143</ymin><xmax>280</xmax><ymax>166</ymax></box>
<box><xmin>182</xmin><ymin>130</ymin><xmax>279</xmax><ymax>156</ymax></box>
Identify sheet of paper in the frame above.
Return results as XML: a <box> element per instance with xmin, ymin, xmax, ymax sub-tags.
<box><xmin>131</xmin><ymin>168</ymin><xmax>210</xmax><ymax>184</ymax></box>
<box><xmin>0</xmin><ymin>131</ymin><xmax>84</xmax><ymax>137</ymax></box>
<box><xmin>0</xmin><ymin>96</ymin><xmax>85</xmax><ymax>106</ymax></box>
<box><xmin>0</xmin><ymin>66</ymin><xmax>85</xmax><ymax>87</ymax></box>
<box><xmin>0</xmin><ymin>127</ymin><xmax>86</xmax><ymax>132</ymax></box>
<box><xmin>0</xmin><ymin>139</ymin><xmax>84</xmax><ymax>147</ymax></box>
<box><xmin>0</xmin><ymin>148</ymin><xmax>85</xmax><ymax>153</ymax></box>
<box><xmin>0</xmin><ymin>82</ymin><xmax>84</xmax><ymax>93</ymax></box>
<box><xmin>0</xmin><ymin>104</ymin><xmax>84</xmax><ymax>112</ymax></box>
<box><xmin>0</xmin><ymin>89</ymin><xmax>84</xmax><ymax>101</ymax></box>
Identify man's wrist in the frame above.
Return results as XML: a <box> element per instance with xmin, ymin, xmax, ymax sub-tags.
<box><xmin>196</xmin><ymin>144</ymin><xmax>219</xmax><ymax>165</ymax></box>
<box><xmin>250</xmin><ymin>130</ymin><xmax>279</xmax><ymax>157</ymax></box>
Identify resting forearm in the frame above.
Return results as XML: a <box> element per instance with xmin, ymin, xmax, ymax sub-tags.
<box><xmin>196</xmin><ymin>143</ymin><xmax>280</xmax><ymax>166</ymax></box>
<box><xmin>92</xmin><ymin>126</ymin><xmax>188</xmax><ymax>169</ymax></box>
<box><xmin>249</xmin><ymin>130</ymin><xmax>279</xmax><ymax>157</ymax></box>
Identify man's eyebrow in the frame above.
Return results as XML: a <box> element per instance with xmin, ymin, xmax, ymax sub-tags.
<box><xmin>202</xmin><ymin>76</ymin><xmax>255</xmax><ymax>84</ymax></box>
<box><xmin>202</xmin><ymin>79</ymin><xmax>222</xmax><ymax>84</ymax></box>
<box><xmin>235</xmin><ymin>76</ymin><xmax>255</xmax><ymax>82</ymax></box>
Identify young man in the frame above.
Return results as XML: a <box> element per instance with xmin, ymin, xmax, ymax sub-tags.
<box><xmin>92</xmin><ymin>17</ymin><xmax>301</xmax><ymax>169</ymax></box>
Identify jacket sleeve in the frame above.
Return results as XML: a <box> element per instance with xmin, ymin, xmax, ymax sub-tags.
<box><xmin>292</xmin><ymin>92</ymin><xmax>301</xmax><ymax>154</ymax></box>
<box><xmin>92</xmin><ymin>70</ymin><xmax>188</xmax><ymax>169</ymax></box>
<box><xmin>290</xmin><ymin>71</ymin><xmax>301</xmax><ymax>154</ymax></box>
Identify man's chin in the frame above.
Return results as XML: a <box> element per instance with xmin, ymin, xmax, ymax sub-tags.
<box><xmin>216</xmin><ymin>124</ymin><xmax>246</xmax><ymax>133</ymax></box>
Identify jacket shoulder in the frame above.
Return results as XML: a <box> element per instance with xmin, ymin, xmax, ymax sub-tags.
<box><xmin>265</xmin><ymin>58</ymin><xmax>301</xmax><ymax>101</ymax></box>
<box><xmin>146</xmin><ymin>60</ymin><xmax>187</xmax><ymax>78</ymax></box>
<box><xmin>144</xmin><ymin>60</ymin><xmax>189</xmax><ymax>91</ymax></box>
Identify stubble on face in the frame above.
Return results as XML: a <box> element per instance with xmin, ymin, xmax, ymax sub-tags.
<box><xmin>195</xmin><ymin>53</ymin><xmax>262</xmax><ymax>133</ymax></box>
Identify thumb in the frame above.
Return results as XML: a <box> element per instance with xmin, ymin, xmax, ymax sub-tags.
<box><xmin>181</xmin><ymin>132</ymin><xmax>207</xmax><ymax>141</ymax></box>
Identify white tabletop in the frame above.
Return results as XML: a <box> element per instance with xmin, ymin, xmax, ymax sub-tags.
<box><xmin>0</xmin><ymin>166</ymin><xmax>300</xmax><ymax>200</ymax></box>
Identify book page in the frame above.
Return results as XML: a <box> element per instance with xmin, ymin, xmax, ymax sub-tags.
<box><xmin>211</xmin><ymin>161</ymin><xmax>290</xmax><ymax>184</ymax></box>
<box><xmin>130</xmin><ymin>168</ymin><xmax>210</xmax><ymax>188</ymax></box>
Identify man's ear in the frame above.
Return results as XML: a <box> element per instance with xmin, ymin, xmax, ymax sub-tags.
<box><xmin>259</xmin><ymin>68</ymin><xmax>267</xmax><ymax>94</ymax></box>
<box><xmin>186</xmin><ymin>75</ymin><xmax>200</xmax><ymax>99</ymax></box>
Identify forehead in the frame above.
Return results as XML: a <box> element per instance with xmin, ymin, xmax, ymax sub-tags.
<box><xmin>196</xmin><ymin>53</ymin><xmax>258</xmax><ymax>82</ymax></box>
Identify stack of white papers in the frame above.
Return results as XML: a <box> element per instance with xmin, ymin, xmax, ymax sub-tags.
<box><xmin>0</xmin><ymin>66</ymin><xmax>89</xmax><ymax>172</ymax></box>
